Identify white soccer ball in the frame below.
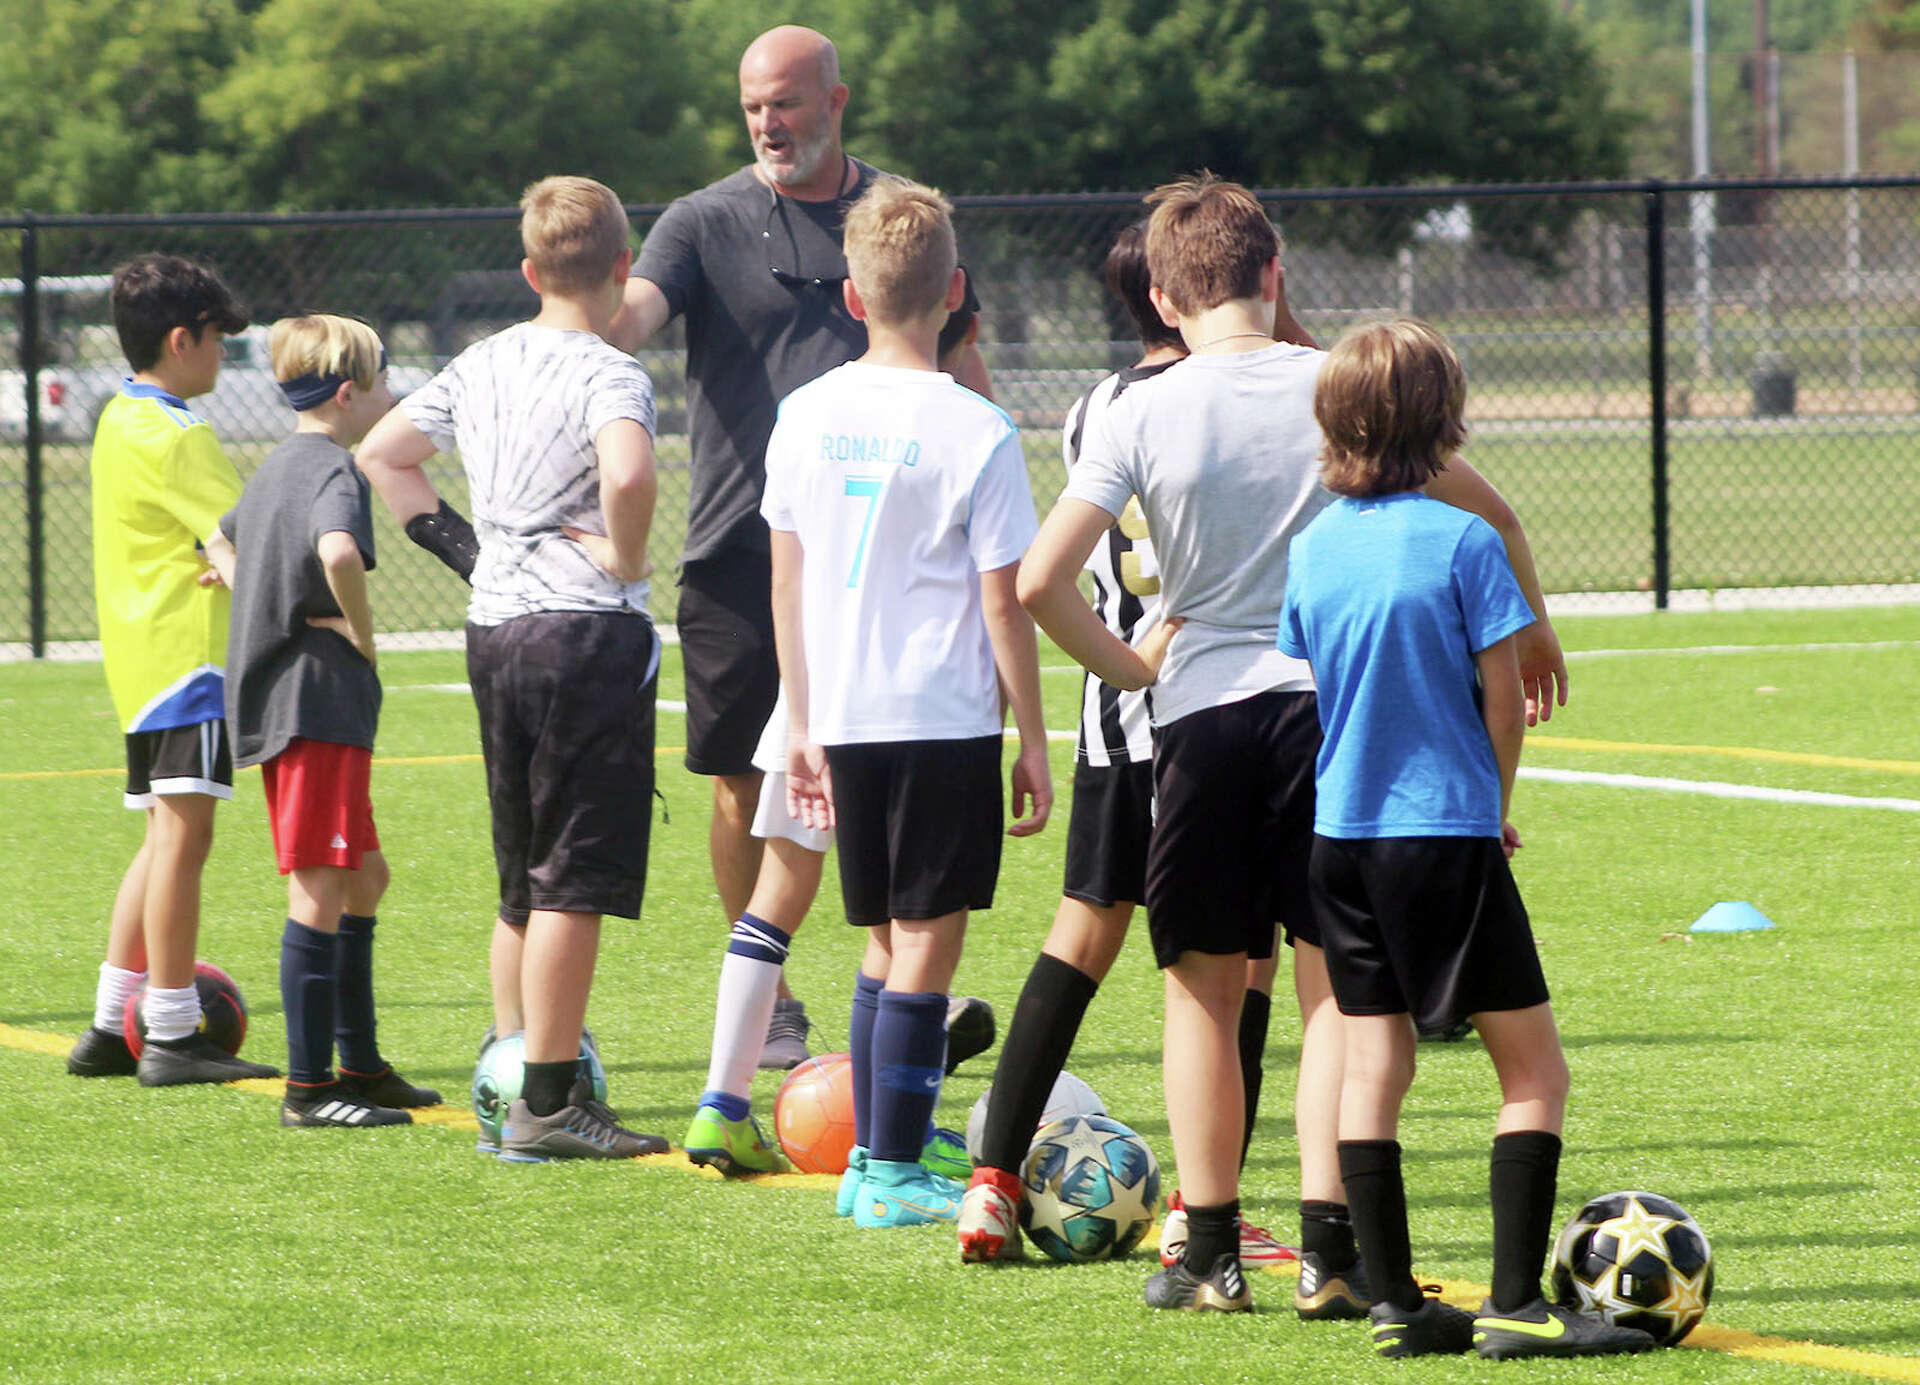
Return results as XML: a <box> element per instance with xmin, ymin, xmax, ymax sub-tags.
<box><xmin>965</xmin><ymin>1070</ymin><xmax>1106</xmax><ymax>1163</ymax></box>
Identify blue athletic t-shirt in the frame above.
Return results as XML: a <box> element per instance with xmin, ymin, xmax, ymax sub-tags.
<box><xmin>1277</xmin><ymin>491</ymin><xmax>1536</xmax><ymax>838</ymax></box>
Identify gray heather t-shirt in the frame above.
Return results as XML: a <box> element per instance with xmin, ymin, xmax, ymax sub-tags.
<box><xmin>1062</xmin><ymin>342</ymin><xmax>1331</xmax><ymax>727</ymax></box>
<box><xmin>222</xmin><ymin>432</ymin><xmax>381</xmax><ymax>768</ymax></box>
<box><xmin>636</xmin><ymin>161</ymin><xmax>876</xmax><ymax>563</ymax></box>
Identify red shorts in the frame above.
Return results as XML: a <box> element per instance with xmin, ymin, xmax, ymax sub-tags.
<box><xmin>260</xmin><ymin>738</ymin><xmax>380</xmax><ymax>873</ymax></box>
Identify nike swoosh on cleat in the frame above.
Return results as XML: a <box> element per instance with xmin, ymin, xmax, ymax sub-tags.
<box><xmin>1476</xmin><ymin>1315</ymin><xmax>1566</xmax><ymax>1339</ymax></box>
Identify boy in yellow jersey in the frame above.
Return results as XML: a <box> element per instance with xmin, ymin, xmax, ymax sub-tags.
<box><xmin>67</xmin><ymin>253</ymin><xmax>282</xmax><ymax>1087</ymax></box>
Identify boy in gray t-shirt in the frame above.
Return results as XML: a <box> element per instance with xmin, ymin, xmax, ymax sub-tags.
<box><xmin>220</xmin><ymin>314</ymin><xmax>438</xmax><ymax>1131</ymax></box>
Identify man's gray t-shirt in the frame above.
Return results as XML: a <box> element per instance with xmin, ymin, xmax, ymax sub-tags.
<box><xmin>222</xmin><ymin>432</ymin><xmax>380</xmax><ymax>768</ymax></box>
<box><xmin>1062</xmin><ymin>342</ymin><xmax>1331</xmax><ymax>728</ymax></box>
<box><xmin>636</xmin><ymin>161</ymin><xmax>876</xmax><ymax>564</ymax></box>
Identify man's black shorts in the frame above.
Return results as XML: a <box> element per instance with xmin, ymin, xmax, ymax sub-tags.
<box><xmin>1063</xmin><ymin>758</ymin><xmax>1154</xmax><ymax>909</ymax></box>
<box><xmin>826</xmin><ymin>736</ymin><xmax>1003</xmax><ymax>927</ymax></box>
<box><xmin>466</xmin><ymin>610</ymin><xmax>658</xmax><ymax>925</ymax></box>
<box><xmin>1308</xmin><ymin>833</ymin><xmax>1549</xmax><ymax>1034</ymax></box>
<box><xmin>124</xmin><ymin>719</ymin><xmax>234</xmax><ymax>808</ymax></box>
<box><xmin>1144</xmin><ymin>690</ymin><xmax>1320</xmax><ymax>969</ymax></box>
<box><xmin>677</xmin><ymin>551</ymin><xmax>778</xmax><ymax>778</ymax></box>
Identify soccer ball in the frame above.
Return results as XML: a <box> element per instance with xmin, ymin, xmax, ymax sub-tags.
<box><xmin>1550</xmin><ymin>1190</ymin><xmax>1714</xmax><ymax>1346</ymax></box>
<box><xmin>1019</xmin><ymin>1114</ymin><xmax>1160</xmax><ymax>1263</ymax></box>
<box><xmin>774</xmin><ymin>1051</ymin><xmax>857</xmax><ymax>1174</ymax></box>
<box><xmin>122</xmin><ymin>960</ymin><xmax>249</xmax><ymax>1060</ymax></box>
<box><xmin>964</xmin><ymin>1070</ymin><xmax>1106</xmax><ymax>1163</ymax></box>
<box><xmin>471</xmin><ymin>1029</ymin><xmax>608</xmax><ymax>1149</ymax></box>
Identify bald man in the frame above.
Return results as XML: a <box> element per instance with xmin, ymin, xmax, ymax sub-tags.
<box><xmin>615</xmin><ymin>28</ymin><xmax>991</xmax><ymax>1066</ymax></box>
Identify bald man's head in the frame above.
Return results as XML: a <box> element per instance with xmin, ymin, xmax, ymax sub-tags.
<box><xmin>739</xmin><ymin>26</ymin><xmax>850</xmax><ymax>197</ymax></box>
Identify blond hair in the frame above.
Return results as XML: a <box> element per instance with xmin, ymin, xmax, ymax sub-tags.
<box><xmin>842</xmin><ymin>177</ymin><xmax>956</xmax><ymax>326</ymax></box>
<box><xmin>268</xmin><ymin>314</ymin><xmax>384</xmax><ymax>389</ymax></box>
<box><xmin>1314</xmin><ymin>318</ymin><xmax>1467</xmax><ymax>498</ymax></box>
<box><xmin>520</xmin><ymin>176</ymin><xmax>630</xmax><ymax>295</ymax></box>
<box><xmin>1144</xmin><ymin>173</ymin><xmax>1281</xmax><ymax>317</ymax></box>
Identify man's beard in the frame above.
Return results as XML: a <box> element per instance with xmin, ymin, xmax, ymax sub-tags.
<box><xmin>758</xmin><ymin>123</ymin><xmax>835</xmax><ymax>189</ymax></box>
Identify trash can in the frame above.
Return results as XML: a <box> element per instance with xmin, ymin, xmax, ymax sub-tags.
<box><xmin>1749</xmin><ymin>351</ymin><xmax>1796</xmax><ymax>417</ymax></box>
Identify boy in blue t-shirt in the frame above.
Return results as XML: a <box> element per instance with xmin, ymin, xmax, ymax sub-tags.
<box><xmin>1278</xmin><ymin>319</ymin><xmax>1653</xmax><ymax>1360</ymax></box>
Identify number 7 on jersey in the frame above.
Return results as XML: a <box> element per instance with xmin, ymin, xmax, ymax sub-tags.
<box><xmin>843</xmin><ymin>475</ymin><xmax>883</xmax><ymax>587</ymax></box>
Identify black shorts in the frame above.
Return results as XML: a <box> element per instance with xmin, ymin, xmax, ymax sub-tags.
<box><xmin>1062</xmin><ymin>758</ymin><xmax>1154</xmax><ymax>909</ymax></box>
<box><xmin>1144</xmin><ymin>690</ymin><xmax>1320</xmax><ymax>969</ymax></box>
<box><xmin>677</xmin><ymin>552</ymin><xmax>778</xmax><ymax>777</ymax></box>
<box><xmin>466</xmin><ymin>611</ymin><xmax>659</xmax><ymax>925</ymax></box>
<box><xmin>826</xmin><ymin>736</ymin><xmax>1003</xmax><ymax>926</ymax></box>
<box><xmin>1308</xmin><ymin>834</ymin><xmax>1549</xmax><ymax>1034</ymax></box>
<box><xmin>124</xmin><ymin>720</ymin><xmax>233</xmax><ymax>807</ymax></box>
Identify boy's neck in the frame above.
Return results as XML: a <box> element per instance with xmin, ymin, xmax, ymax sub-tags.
<box><xmin>858</xmin><ymin>318</ymin><xmax>943</xmax><ymax>373</ymax></box>
<box><xmin>130</xmin><ymin>366</ymin><xmax>199</xmax><ymax>400</ymax></box>
<box><xmin>293</xmin><ymin>412</ymin><xmax>345</xmax><ymax>443</ymax></box>
<box><xmin>1178</xmin><ymin>295</ymin><xmax>1275</xmax><ymax>355</ymax></box>
<box><xmin>532</xmin><ymin>286</ymin><xmax>618</xmax><ymax>339</ymax></box>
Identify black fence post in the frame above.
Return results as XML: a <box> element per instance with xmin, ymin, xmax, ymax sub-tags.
<box><xmin>21</xmin><ymin>216</ymin><xmax>46</xmax><ymax>656</ymax></box>
<box><xmin>1644</xmin><ymin>182</ymin><xmax>1670</xmax><ymax>611</ymax></box>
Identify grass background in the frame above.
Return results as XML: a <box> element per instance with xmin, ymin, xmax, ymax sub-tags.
<box><xmin>2</xmin><ymin>605</ymin><xmax>1919</xmax><ymax>1383</ymax></box>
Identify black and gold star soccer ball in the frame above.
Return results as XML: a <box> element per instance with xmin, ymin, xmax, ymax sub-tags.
<box><xmin>1550</xmin><ymin>1191</ymin><xmax>1714</xmax><ymax>1345</ymax></box>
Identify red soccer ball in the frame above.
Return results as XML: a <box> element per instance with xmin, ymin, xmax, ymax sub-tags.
<box><xmin>123</xmin><ymin>960</ymin><xmax>250</xmax><ymax>1060</ymax></box>
<box><xmin>774</xmin><ymin>1051</ymin><xmax>858</xmax><ymax>1174</ymax></box>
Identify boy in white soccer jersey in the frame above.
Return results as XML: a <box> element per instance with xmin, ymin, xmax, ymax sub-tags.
<box><xmin>763</xmin><ymin>176</ymin><xmax>1050</xmax><ymax>1227</ymax></box>
<box><xmin>357</xmin><ymin>176</ymin><xmax>665</xmax><ymax>1162</ymax></box>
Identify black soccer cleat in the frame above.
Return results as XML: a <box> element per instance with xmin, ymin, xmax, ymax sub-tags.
<box><xmin>1144</xmin><ymin>1252</ymin><xmax>1253</xmax><ymax>1312</ymax></box>
<box><xmin>1295</xmin><ymin>1250</ymin><xmax>1373</xmax><ymax>1320</ymax></box>
<box><xmin>944</xmin><ymin>996</ymin><xmax>995</xmax><ymax>1074</ymax></box>
<box><xmin>136</xmin><ymin>1033</ymin><xmax>281</xmax><ymax>1087</ymax></box>
<box><xmin>282</xmin><ymin>1081</ymin><xmax>413</xmax><ymax>1129</ymax></box>
<box><xmin>1370</xmin><ymin>1296</ymin><xmax>1476</xmax><ymax>1358</ymax></box>
<box><xmin>338</xmin><ymin>1065</ymin><xmax>442</xmax><ymax>1108</ymax></box>
<box><xmin>67</xmin><ymin>1025</ymin><xmax>137</xmax><ymax>1077</ymax></box>
<box><xmin>1473</xmin><ymin>1297</ymin><xmax>1658</xmax><ymax>1359</ymax></box>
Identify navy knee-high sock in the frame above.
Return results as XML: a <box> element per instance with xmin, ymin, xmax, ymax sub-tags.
<box><xmin>333</xmin><ymin>913</ymin><xmax>384</xmax><ymax>1075</ymax></box>
<box><xmin>870</xmin><ymin>989</ymin><xmax>948</xmax><ymax>1163</ymax></box>
<box><xmin>849</xmin><ymin>970</ymin><xmax>884</xmax><ymax>1150</ymax></box>
<box><xmin>281</xmin><ymin>920</ymin><xmax>338</xmax><ymax>1088</ymax></box>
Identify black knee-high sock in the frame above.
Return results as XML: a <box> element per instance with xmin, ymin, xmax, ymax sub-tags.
<box><xmin>977</xmin><ymin>953</ymin><xmax>1099</xmax><ymax>1174</ymax></box>
<box><xmin>280</xmin><ymin>920</ymin><xmax>338</xmax><ymax>1088</ymax></box>
<box><xmin>1301</xmin><ymin>1198</ymin><xmax>1357</xmax><ymax>1271</ymax></box>
<box><xmin>333</xmin><ymin>913</ymin><xmax>384</xmax><ymax>1075</ymax></box>
<box><xmin>1490</xmin><ymin>1130</ymin><xmax>1563</xmax><ymax>1312</ymax></box>
<box><xmin>1237</xmin><ymin>988</ymin><xmax>1271</xmax><ymax>1169</ymax></box>
<box><xmin>1339</xmin><ymin>1139</ymin><xmax>1421</xmax><ymax>1311</ymax></box>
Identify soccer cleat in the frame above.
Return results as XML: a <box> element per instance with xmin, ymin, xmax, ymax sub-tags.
<box><xmin>1370</xmin><ymin>1297</ymin><xmax>1476</xmax><ymax>1358</ymax></box>
<box><xmin>853</xmin><ymin>1158</ymin><xmax>964</xmax><ymax>1228</ymax></box>
<box><xmin>1472</xmin><ymin>1297</ymin><xmax>1658</xmax><ymax>1360</ymax></box>
<box><xmin>921</xmin><ymin>1125</ymin><xmax>970</xmax><ymax>1181</ymax></box>
<box><xmin>684</xmin><ymin>1104</ymin><xmax>786</xmax><ymax>1176</ymax></box>
<box><xmin>337</xmin><ymin>1065</ymin><xmax>442</xmax><ymax>1108</ymax></box>
<box><xmin>943</xmin><ymin>995</ymin><xmax>995</xmax><ymax>1074</ymax></box>
<box><xmin>1160</xmin><ymin>1191</ymin><xmax>1300</xmax><ymax>1269</ymax></box>
<box><xmin>67</xmin><ymin>1025</ymin><xmax>137</xmax><ymax>1077</ymax></box>
<box><xmin>498</xmin><ymin>1098</ymin><xmax>664</xmax><ymax>1162</ymax></box>
<box><xmin>957</xmin><ymin>1166</ymin><xmax>1025</xmax><ymax>1262</ymax></box>
<box><xmin>1295</xmin><ymin>1250</ymin><xmax>1373</xmax><ymax>1320</ymax></box>
<box><xmin>759</xmin><ymin>997</ymin><xmax>813</xmax><ymax>1071</ymax></box>
<box><xmin>1144</xmin><ymin>1252</ymin><xmax>1254</xmax><ymax>1312</ymax></box>
<box><xmin>835</xmin><ymin>1145</ymin><xmax>869</xmax><ymax>1217</ymax></box>
<box><xmin>136</xmin><ymin>1033</ymin><xmax>281</xmax><ymax>1087</ymax></box>
<box><xmin>281</xmin><ymin>1082</ymin><xmax>413</xmax><ymax>1129</ymax></box>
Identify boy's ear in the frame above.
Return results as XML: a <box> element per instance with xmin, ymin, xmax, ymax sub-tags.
<box><xmin>842</xmin><ymin>277</ymin><xmax>868</xmax><ymax>323</ymax></box>
<box><xmin>165</xmin><ymin>324</ymin><xmax>196</xmax><ymax>361</ymax></box>
<box><xmin>612</xmin><ymin>245</ymin><xmax>632</xmax><ymax>288</ymax></box>
<box><xmin>1148</xmin><ymin>284</ymin><xmax>1180</xmax><ymax>331</ymax></box>
<box><xmin>1261</xmin><ymin>255</ymin><xmax>1282</xmax><ymax>303</ymax></box>
<box><xmin>333</xmin><ymin>379</ymin><xmax>355</xmax><ymax>410</ymax></box>
<box><xmin>520</xmin><ymin>257</ymin><xmax>542</xmax><ymax>297</ymax></box>
<box><xmin>944</xmin><ymin>266</ymin><xmax>966</xmax><ymax>313</ymax></box>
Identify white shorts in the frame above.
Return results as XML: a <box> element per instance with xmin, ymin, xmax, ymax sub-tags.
<box><xmin>750</xmin><ymin>692</ymin><xmax>834</xmax><ymax>854</ymax></box>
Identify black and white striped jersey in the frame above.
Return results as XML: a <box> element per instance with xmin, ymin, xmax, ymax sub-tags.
<box><xmin>1060</xmin><ymin>361</ymin><xmax>1177</xmax><ymax>766</ymax></box>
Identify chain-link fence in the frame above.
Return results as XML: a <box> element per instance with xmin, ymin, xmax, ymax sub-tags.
<box><xmin>6</xmin><ymin>175</ymin><xmax>1919</xmax><ymax>654</ymax></box>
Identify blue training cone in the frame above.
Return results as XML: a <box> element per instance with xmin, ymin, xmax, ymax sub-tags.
<box><xmin>1690</xmin><ymin>901</ymin><xmax>1777</xmax><ymax>933</ymax></box>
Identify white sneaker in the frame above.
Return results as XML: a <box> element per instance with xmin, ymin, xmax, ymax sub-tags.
<box><xmin>1159</xmin><ymin>1191</ymin><xmax>1300</xmax><ymax>1269</ymax></box>
<box><xmin>958</xmin><ymin>1168</ymin><xmax>1025</xmax><ymax>1262</ymax></box>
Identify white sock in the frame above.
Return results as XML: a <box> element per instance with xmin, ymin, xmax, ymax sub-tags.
<box><xmin>704</xmin><ymin>953</ymin><xmax>784</xmax><ymax>1100</ymax></box>
<box><xmin>142</xmin><ymin>984</ymin><xmax>203</xmax><ymax>1043</ymax></box>
<box><xmin>94</xmin><ymin>963</ymin><xmax>146</xmax><ymax>1034</ymax></box>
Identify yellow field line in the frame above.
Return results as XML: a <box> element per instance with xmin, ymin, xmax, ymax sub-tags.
<box><xmin>1528</xmin><ymin>735</ymin><xmax>1920</xmax><ymax>776</ymax></box>
<box><xmin>4</xmin><ymin>1020</ymin><xmax>1918</xmax><ymax>1379</ymax></box>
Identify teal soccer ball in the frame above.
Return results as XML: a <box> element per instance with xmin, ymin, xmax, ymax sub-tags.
<box><xmin>472</xmin><ymin>1029</ymin><xmax>609</xmax><ymax>1148</ymax></box>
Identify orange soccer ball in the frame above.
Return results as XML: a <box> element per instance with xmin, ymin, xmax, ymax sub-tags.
<box><xmin>774</xmin><ymin>1051</ymin><xmax>858</xmax><ymax>1174</ymax></box>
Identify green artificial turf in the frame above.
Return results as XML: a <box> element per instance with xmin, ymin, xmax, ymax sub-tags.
<box><xmin>2</xmin><ymin>607</ymin><xmax>1918</xmax><ymax>1383</ymax></box>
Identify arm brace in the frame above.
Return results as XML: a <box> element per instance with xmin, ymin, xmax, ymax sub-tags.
<box><xmin>404</xmin><ymin>500</ymin><xmax>479</xmax><ymax>584</ymax></box>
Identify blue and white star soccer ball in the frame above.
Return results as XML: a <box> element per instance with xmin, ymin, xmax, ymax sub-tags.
<box><xmin>1550</xmin><ymin>1190</ymin><xmax>1714</xmax><ymax>1345</ymax></box>
<box><xmin>964</xmin><ymin>1070</ymin><xmax>1106</xmax><ymax>1163</ymax></box>
<box><xmin>1019</xmin><ymin>1114</ymin><xmax>1160</xmax><ymax>1263</ymax></box>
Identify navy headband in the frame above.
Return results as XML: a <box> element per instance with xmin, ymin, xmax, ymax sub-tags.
<box><xmin>278</xmin><ymin>348</ymin><xmax>388</xmax><ymax>411</ymax></box>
